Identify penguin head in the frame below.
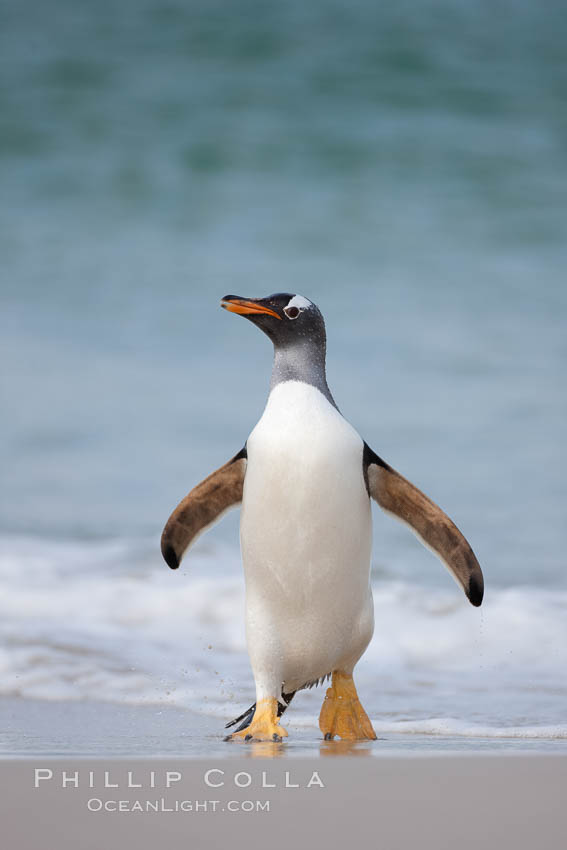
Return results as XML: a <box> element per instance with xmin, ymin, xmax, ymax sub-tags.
<box><xmin>221</xmin><ymin>293</ymin><xmax>325</xmax><ymax>349</ymax></box>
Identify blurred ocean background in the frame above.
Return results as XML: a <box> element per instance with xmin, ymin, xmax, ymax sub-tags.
<box><xmin>1</xmin><ymin>0</ymin><xmax>566</xmax><ymax>750</ymax></box>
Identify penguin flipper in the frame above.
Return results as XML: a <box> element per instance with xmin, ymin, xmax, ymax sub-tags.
<box><xmin>363</xmin><ymin>443</ymin><xmax>484</xmax><ymax>607</ymax></box>
<box><xmin>161</xmin><ymin>447</ymin><xmax>247</xmax><ymax>570</ymax></box>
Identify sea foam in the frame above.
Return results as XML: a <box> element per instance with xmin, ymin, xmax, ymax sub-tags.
<box><xmin>1</xmin><ymin>535</ymin><xmax>566</xmax><ymax>738</ymax></box>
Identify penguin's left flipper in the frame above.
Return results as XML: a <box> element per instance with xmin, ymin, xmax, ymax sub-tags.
<box><xmin>364</xmin><ymin>443</ymin><xmax>484</xmax><ymax>607</ymax></box>
<box><xmin>161</xmin><ymin>447</ymin><xmax>247</xmax><ymax>570</ymax></box>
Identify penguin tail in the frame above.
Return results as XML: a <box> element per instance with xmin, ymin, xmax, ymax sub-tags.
<box><xmin>225</xmin><ymin>704</ymin><xmax>256</xmax><ymax>733</ymax></box>
<box><xmin>224</xmin><ymin>692</ymin><xmax>296</xmax><ymax>734</ymax></box>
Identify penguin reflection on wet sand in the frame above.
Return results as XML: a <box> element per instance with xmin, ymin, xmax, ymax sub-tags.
<box><xmin>161</xmin><ymin>294</ymin><xmax>484</xmax><ymax>742</ymax></box>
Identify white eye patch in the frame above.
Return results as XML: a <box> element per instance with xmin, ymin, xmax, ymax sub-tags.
<box><xmin>286</xmin><ymin>295</ymin><xmax>312</xmax><ymax>311</ymax></box>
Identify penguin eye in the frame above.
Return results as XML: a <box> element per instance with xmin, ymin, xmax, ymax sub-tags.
<box><xmin>284</xmin><ymin>306</ymin><xmax>300</xmax><ymax>319</ymax></box>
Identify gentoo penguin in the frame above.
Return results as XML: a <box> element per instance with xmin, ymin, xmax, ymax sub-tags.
<box><xmin>161</xmin><ymin>294</ymin><xmax>484</xmax><ymax>742</ymax></box>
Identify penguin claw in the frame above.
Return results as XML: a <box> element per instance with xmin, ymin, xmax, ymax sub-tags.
<box><xmin>228</xmin><ymin>697</ymin><xmax>289</xmax><ymax>742</ymax></box>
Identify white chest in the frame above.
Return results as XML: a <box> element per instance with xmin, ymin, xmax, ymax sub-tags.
<box><xmin>239</xmin><ymin>382</ymin><xmax>374</xmax><ymax>689</ymax></box>
<box><xmin>241</xmin><ymin>381</ymin><xmax>371</xmax><ymax>578</ymax></box>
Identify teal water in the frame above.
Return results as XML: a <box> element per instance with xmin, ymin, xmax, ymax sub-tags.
<box><xmin>1</xmin><ymin>0</ymin><xmax>566</xmax><ymax>744</ymax></box>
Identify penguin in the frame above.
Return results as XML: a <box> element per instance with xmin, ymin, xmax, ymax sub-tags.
<box><xmin>161</xmin><ymin>293</ymin><xmax>484</xmax><ymax>742</ymax></box>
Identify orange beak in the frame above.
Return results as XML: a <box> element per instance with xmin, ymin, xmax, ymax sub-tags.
<box><xmin>220</xmin><ymin>297</ymin><xmax>282</xmax><ymax>320</ymax></box>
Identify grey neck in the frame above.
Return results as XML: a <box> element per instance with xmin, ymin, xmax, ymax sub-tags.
<box><xmin>269</xmin><ymin>340</ymin><xmax>338</xmax><ymax>409</ymax></box>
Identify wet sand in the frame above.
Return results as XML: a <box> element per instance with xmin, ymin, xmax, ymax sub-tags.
<box><xmin>2</xmin><ymin>698</ymin><xmax>566</xmax><ymax>848</ymax></box>
<box><xmin>2</xmin><ymin>753</ymin><xmax>566</xmax><ymax>850</ymax></box>
<box><xmin>2</xmin><ymin>696</ymin><xmax>566</xmax><ymax>757</ymax></box>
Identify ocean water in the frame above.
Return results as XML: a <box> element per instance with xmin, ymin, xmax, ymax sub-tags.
<box><xmin>1</xmin><ymin>0</ymin><xmax>566</xmax><ymax>749</ymax></box>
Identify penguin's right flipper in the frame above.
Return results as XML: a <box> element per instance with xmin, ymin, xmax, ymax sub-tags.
<box><xmin>161</xmin><ymin>447</ymin><xmax>247</xmax><ymax>570</ymax></box>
